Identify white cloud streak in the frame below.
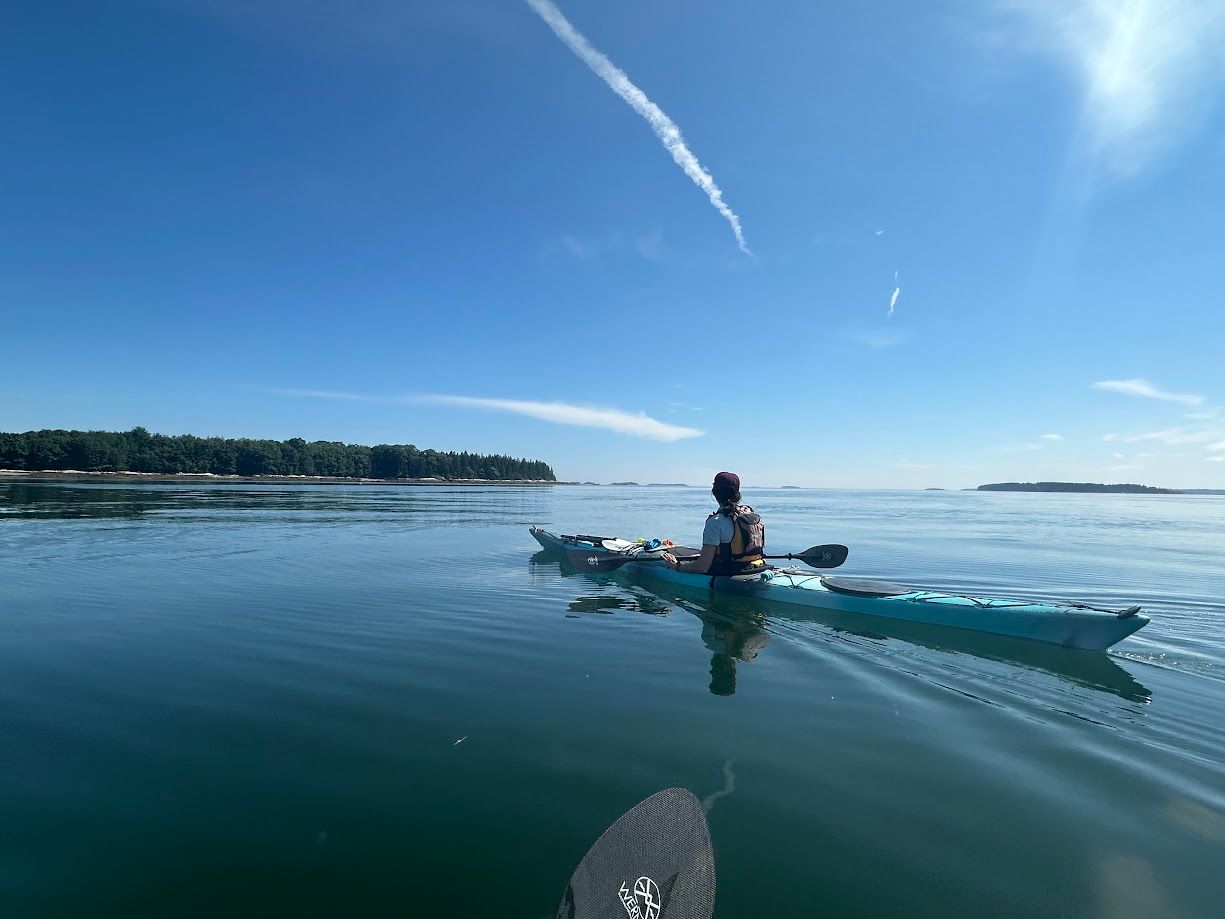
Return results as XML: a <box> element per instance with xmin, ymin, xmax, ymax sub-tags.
<box><xmin>1040</xmin><ymin>433</ymin><xmax>1064</xmax><ymax>440</ymax></box>
<box><xmin>262</xmin><ymin>387</ymin><xmax>703</xmax><ymax>442</ymax></box>
<box><xmin>423</xmin><ymin>395</ymin><xmax>704</xmax><ymax>441</ymax></box>
<box><xmin>1122</xmin><ymin>427</ymin><xmax>1222</xmax><ymax>445</ymax></box>
<box><xmin>524</xmin><ymin>0</ymin><xmax>750</xmax><ymax>254</ymax></box>
<box><xmin>1093</xmin><ymin>378</ymin><xmax>1204</xmax><ymax>405</ymax></box>
<box><xmin>888</xmin><ymin>286</ymin><xmax>900</xmax><ymax>317</ymax></box>
<box><xmin>1004</xmin><ymin>0</ymin><xmax>1225</xmax><ymax>176</ymax></box>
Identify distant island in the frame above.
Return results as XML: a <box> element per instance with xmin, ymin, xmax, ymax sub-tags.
<box><xmin>925</xmin><ymin>488</ymin><xmax>945</xmax><ymax>491</ymax></box>
<box><xmin>609</xmin><ymin>481</ymin><xmax>640</xmax><ymax>486</ymax></box>
<box><xmin>646</xmin><ymin>483</ymin><xmax>688</xmax><ymax>487</ymax></box>
<box><xmin>780</xmin><ymin>485</ymin><xmax>801</xmax><ymax>489</ymax></box>
<box><xmin>977</xmin><ymin>482</ymin><xmax>1181</xmax><ymax>494</ymax></box>
<box><xmin>0</xmin><ymin>427</ymin><xmax>555</xmax><ymax>482</ymax></box>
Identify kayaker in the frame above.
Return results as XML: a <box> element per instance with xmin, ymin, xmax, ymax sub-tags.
<box><xmin>662</xmin><ymin>471</ymin><xmax>766</xmax><ymax>576</ymax></box>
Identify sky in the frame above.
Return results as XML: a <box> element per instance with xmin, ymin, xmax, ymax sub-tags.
<box><xmin>3</xmin><ymin>0</ymin><xmax>1224</xmax><ymax>488</ymax></box>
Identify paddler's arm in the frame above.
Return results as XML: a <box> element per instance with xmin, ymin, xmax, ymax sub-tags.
<box><xmin>662</xmin><ymin>544</ymin><xmax>718</xmax><ymax>574</ymax></box>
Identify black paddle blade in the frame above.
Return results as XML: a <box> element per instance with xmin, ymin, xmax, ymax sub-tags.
<box><xmin>556</xmin><ymin>787</ymin><xmax>715</xmax><ymax>919</ymax></box>
<box><xmin>789</xmin><ymin>544</ymin><xmax>849</xmax><ymax>569</ymax></box>
<box><xmin>566</xmin><ymin>549</ymin><xmax>633</xmax><ymax>573</ymax></box>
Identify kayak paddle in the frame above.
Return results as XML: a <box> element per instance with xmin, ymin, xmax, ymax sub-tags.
<box><xmin>766</xmin><ymin>544</ymin><xmax>849</xmax><ymax>568</ymax></box>
<box><xmin>566</xmin><ymin>544</ymin><xmax>849</xmax><ymax>573</ymax></box>
<box><xmin>556</xmin><ymin>787</ymin><xmax>715</xmax><ymax>919</ymax></box>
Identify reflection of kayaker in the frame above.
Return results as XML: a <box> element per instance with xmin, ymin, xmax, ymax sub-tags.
<box><xmin>662</xmin><ymin>471</ymin><xmax>766</xmax><ymax>576</ymax></box>
<box><xmin>698</xmin><ymin>607</ymin><xmax>768</xmax><ymax>696</ymax></box>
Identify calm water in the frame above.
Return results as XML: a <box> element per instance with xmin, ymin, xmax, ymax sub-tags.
<box><xmin>2</xmin><ymin>481</ymin><xmax>1224</xmax><ymax>917</ymax></box>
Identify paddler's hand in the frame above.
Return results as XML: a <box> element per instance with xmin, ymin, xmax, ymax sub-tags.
<box><xmin>662</xmin><ymin>551</ymin><xmax>679</xmax><ymax>570</ymax></box>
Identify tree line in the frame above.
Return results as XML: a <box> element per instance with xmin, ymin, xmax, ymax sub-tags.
<box><xmin>976</xmin><ymin>482</ymin><xmax>1177</xmax><ymax>494</ymax></box>
<box><xmin>0</xmin><ymin>428</ymin><xmax>556</xmax><ymax>481</ymax></box>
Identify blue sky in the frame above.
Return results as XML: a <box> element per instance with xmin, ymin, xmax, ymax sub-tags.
<box><xmin>3</xmin><ymin>0</ymin><xmax>1224</xmax><ymax>487</ymax></box>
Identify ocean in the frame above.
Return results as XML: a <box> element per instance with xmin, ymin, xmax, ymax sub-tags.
<box><xmin>2</xmin><ymin>481</ymin><xmax>1223</xmax><ymax>917</ymax></box>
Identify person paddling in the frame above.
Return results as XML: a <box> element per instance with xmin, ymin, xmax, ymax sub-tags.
<box><xmin>662</xmin><ymin>471</ymin><xmax>766</xmax><ymax>575</ymax></box>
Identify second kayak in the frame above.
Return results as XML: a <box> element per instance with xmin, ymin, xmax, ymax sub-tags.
<box><xmin>529</xmin><ymin>526</ymin><xmax>1150</xmax><ymax>652</ymax></box>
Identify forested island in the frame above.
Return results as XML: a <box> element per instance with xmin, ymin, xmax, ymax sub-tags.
<box><xmin>0</xmin><ymin>428</ymin><xmax>555</xmax><ymax>481</ymax></box>
<box><xmin>977</xmin><ymin>482</ymin><xmax>1180</xmax><ymax>494</ymax></box>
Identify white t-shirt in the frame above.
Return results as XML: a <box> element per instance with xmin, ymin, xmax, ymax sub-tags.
<box><xmin>702</xmin><ymin>513</ymin><xmax>735</xmax><ymax>546</ymax></box>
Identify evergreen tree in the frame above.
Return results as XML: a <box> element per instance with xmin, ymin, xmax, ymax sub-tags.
<box><xmin>1</xmin><ymin>428</ymin><xmax>556</xmax><ymax>481</ymax></box>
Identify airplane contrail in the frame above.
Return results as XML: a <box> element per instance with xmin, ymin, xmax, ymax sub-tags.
<box><xmin>524</xmin><ymin>0</ymin><xmax>750</xmax><ymax>254</ymax></box>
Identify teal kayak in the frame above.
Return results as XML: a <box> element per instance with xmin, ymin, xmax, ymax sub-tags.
<box><xmin>529</xmin><ymin>526</ymin><xmax>1150</xmax><ymax>651</ymax></box>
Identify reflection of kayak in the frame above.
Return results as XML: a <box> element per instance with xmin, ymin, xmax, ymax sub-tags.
<box><xmin>529</xmin><ymin>527</ymin><xmax>1151</xmax><ymax>652</ymax></box>
<box><xmin>533</xmin><ymin>550</ymin><xmax>1152</xmax><ymax>703</ymax></box>
<box><xmin>635</xmin><ymin>571</ymin><xmax>1151</xmax><ymax>703</ymax></box>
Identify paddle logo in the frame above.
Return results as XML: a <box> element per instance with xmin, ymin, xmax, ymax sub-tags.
<box><xmin>586</xmin><ymin>555</ymin><xmax>600</xmax><ymax>567</ymax></box>
<box><xmin>617</xmin><ymin>876</ymin><xmax>661</xmax><ymax>919</ymax></box>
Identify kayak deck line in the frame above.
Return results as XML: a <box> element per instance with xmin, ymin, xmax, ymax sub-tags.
<box><xmin>529</xmin><ymin>526</ymin><xmax>1150</xmax><ymax>652</ymax></box>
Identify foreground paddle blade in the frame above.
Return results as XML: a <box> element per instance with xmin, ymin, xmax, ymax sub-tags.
<box><xmin>557</xmin><ymin>787</ymin><xmax>715</xmax><ymax>919</ymax></box>
<box><xmin>566</xmin><ymin>549</ymin><xmax>632</xmax><ymax>573</ymax></box>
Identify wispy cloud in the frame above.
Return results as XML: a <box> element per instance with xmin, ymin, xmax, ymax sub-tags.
<box><xmin>423</xmin><ymin>395</ymin><xmax>704</xmax><ymax>441</ymax></box>
<box><xmin>524</xmin><ymin>0</ymin><xmax>750</xmax><ymax>254</ymax></box>
<box><xmin>262</xmin><ymin>387</ymin><xmax>704</xmax><ymax>441</ymax></box>
<box><xmin>1122</xmin><ymin>427</ymin><xmax>1222</xmax><ymax>445</ymax></box>
<box><xmin>1003</xmin><ymin>0</ymin><xmax>1225</xmax><ymax>176</ymax></box>
<box><xmin>1040</xmin><ymin>433</ymin><xmax>1064</xmax><ymax>440</ymax></box>
<box><xmin>1207</xmin><ymin>456</ymin><xmax>1225</xmax><ymax>463</ymax></box>
<box><xmin>560</xmin><ymin>234</ymin><xmax>595</xmax><ymax>260</ymax></box>
<box><xmin>634</xmin><ymin>226</ymin><xmax>671</xmax><ymax>263</ymax></box>
<box><xmin>1208</xmin><ymin>441</ymin><xmax>1225</xmax><ymax>452</ymax></box>
<box><xmin>887</xmin><ymin>286</ymin><xmax>900</xmax><ymax>317</ymax></box>
<box><xmin>1093</xmin><ymin>378</ymin><xmax>1204</xmax><ymax>405</ymax></box>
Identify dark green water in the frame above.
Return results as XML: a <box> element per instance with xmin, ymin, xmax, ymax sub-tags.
<box><xmin>3</xmin><ymin>482</ymin><xmax>1224</xmax><ymax>917</ymax></box>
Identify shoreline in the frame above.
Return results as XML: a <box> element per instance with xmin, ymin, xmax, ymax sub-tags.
<box><xmin>0</xmin><ymin>469</ymin><xmax>558</xmax><ymax>487</ymax></box>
